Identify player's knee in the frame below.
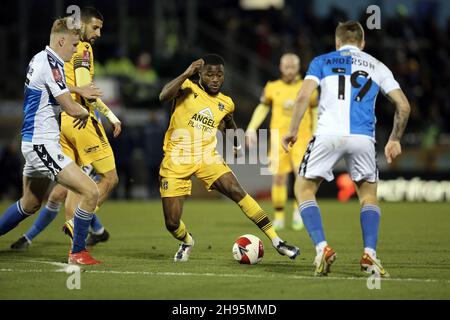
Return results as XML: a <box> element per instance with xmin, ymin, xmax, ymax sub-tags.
<box><xmin>48</xmin><ymin>187</ymin><xmax>67</xmax><ymax>203</ymax></box>
<box><xmin>82</xmin><ymin>183</ymin><xmax>99</xmax><ymax>204</ymax></box>
<box><xmin>165</xmin><ymin>218</ymin><xmax>180</xmax><ymax>232</ymax></box>
<box><xmin>20</xmin><ymin>199</ymin><xmax>41</xmax><ymax>215</ymax></box>
<box><xmin>229</xmin><ymin>184</ymin><xmax>246</xmax><ymax>202</ymax></box>
<box><xmin>298</xmin><ymin>185</ymin><xmax>315</xmax><ymax>202</ymax></box>
<box><xmin>360</xmin><ymin>197</ymin><xmax>378</xmax><ymax>207</ymax></box>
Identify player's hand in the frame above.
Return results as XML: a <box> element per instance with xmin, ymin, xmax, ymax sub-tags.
<box><xmin>73</xmin><ymin>117</ymin><xmax>88</xmax><ymax>130</ymax></box>
<box><xmin>111</xmin><ymin>121</ymin><xmax>122</xmax><ymax>138</ymax></box>
<box><xmin>282</xmin><ymin>133</ymin><xmax>297</xmax><ymax>152</ymax></box>
<box><xmin>183</xmin><ymin>59</ymin><xmax>205</xmax><ymax>78</ymax></box>
<box><xmin>245</xmin><ymin>130</ymin><xmax>257</xmax><ymax>149</ymax></box>
<box><xmin>385</xmin><ymin>139</ymin><xmax>402</xmax><ymax>164</ymax></box>
<box><xmin>78</xmin><ymin>82</ymin><xmax>102</xmax><ymax>100</ymax></box>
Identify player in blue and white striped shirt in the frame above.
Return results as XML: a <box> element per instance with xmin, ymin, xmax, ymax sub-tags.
<box><xmin>0</xmin><ymin>18</ymin><xmax>101</xmax><ymax>265</ymax></box>
<box><xmin>283</xmin><ymin>21</ymin><xmax>411</xmax><ymax>277</ymax></box>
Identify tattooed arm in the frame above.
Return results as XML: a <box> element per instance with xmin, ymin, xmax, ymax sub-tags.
<box><xmin>384</xmin><ymin>89</ymin><xmax>411</xmax><ymax>163</ymax></box>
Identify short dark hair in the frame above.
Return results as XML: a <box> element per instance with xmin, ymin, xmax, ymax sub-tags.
<box><xmin>81</xmin><ymin>7</ymin><xmax>104</xmax><ymax>23</ymax></box>
<box><xmin>335</xmin><ymin>20</ymin><xmax>364</xmax><ymax>45</ymax></box>
<box><xmin>202</xmin><ymin>54</ymin><xmax>225</xmax><ymax>66</ymax></box>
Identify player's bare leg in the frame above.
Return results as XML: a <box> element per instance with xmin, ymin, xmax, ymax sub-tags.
<box><xmin>354</xmin><ymin>180</ymin><xmax>389</xmax><ymax>277</ymax></box>
<box><xmin>211</xmin><ymin>172</ymin><xmax>300</xmax><ymax>259</ymax></box>
<box><xmin>56</xmin><ymin>162</ymin><xmax>100</xmax><ymax>264</ymax></box>
<box><xmin>297</xmin><ymin>176</ymin><xmax>336</xmax><ymax>276</ymax></box>
<box><xmin>10</xmin><ymin>182</ymin><xmax>68</xmax><ymax>250</ymax></box>
<box><xmin>64</xmin><ymin>189</ymin><xmax>78</xmax><ymax>221</ymax></box>
<box><xmin>162</xmin><ymin>196</ymin><xmax>195</xmax><ymax>262</ymax></box>
<box><xmin>19</xmin><ymin>177</ymin><xmax>52</xmax><ymax>216</ymax></box>
<box><xmin>272</xmin><ymin>173</ymin><xmax>287</xmax><ymax>230</ymax></box>
<box><xmin>59</xmin><ymin>188</ymin><xmax>79</xmax><ymax>241</ymax></box>
<box><xmin>85</xmin><ymin>167</ymin><xmax>117</xmax><ymax>245</ymax></box>
<box><xmin>96</xmin><ymin>168</ymin><xmax>119</xmax><ymax>206</ymax></box>
<box><xmin>63</xmin><ymin>168</ymin><xmax>118</xmax><ymax>217</ymax></box>
<box><xmin>63</xmin><ymin>167</ymin><xmax>117</xmax><ymax>246</ymax></box>
<box><xmin>0</xmin><ymin>176</ymin><xmax>53</xmax><ymax>238</ymax></box>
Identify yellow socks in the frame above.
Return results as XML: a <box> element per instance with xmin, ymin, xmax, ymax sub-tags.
<box><xmin>238</xmin><ymin>194</ymin><xmax>278</xmax><ymax>241</ymax></box>
<box><xmin>170</xmin><ymin>220</ymin><xmax>193</xmax><ymax>244</ymax></box>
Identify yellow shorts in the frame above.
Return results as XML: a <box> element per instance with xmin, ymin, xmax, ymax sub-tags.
<box><xmin>60</xmin><ymin>114</ymin><xmax>116</xmax><ymax>174</ymax></box>
<box><xmin>269</xmin><ymin>136</ymin><xmax>310</xmax><ymax>175</ymax></box>
<box><xmin>159</xmin><ymin>152</ymin><xmax>232</xmax><ymax>198</ymax></box>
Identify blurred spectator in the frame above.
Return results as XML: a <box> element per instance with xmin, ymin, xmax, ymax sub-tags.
<box><xmin>135</xmin><ymin>52</ymin><xmax>158</xmax><ymax>84</ymax></box>
<box><xmin>109</xmin><ymin>120</ymin><xmax>135</xmax><ymax>199</ymax></box>
<box><xmin>0</xmin><ymin>140</ymin><xmax>21</xmax><ymax>200</ymax></box>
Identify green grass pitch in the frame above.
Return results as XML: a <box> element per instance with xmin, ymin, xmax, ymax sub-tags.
<box><xmin>0</xmin><ymin>200</ymin><xmax>449</xmax><ymax>299</ymax></box>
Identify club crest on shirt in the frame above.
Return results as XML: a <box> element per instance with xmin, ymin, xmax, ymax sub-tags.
<box><xmin>47</xmin><ymin>54</ymin><xmax>66</xmax><ymax>90</ymax></box>
<box><xmin>52</xmin><ymin>68</ymin><xmax>62</xmax><ymax>82</ymax></box>
<box><xmin>218</xmin><ymin>102</ymin><xmax>225</xmax><ymax>111</ymax></box>
<box><xmin>82</xmin><ymin>50</ymin><xmax>91</xmax><ymax>68</ymax></box>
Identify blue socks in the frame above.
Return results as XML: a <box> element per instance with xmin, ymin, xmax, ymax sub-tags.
<box><xmin>24</xmin><ymin>201</ymin><xmax>61</xmax><ymax>241</ymax></box>
<box><xmin>72</xmin><ymin>207</ymin><xmax>94</xmax><ymax>253</ymax></box>
<box><xmin>90</xmin><ymin>214</ymin><xmax>104</xmax><ymax>234</ymax></box>
<box><xmin>0</xmin><ymin>201</ymin><xmax>31</xmax><ymax>236</ymax></box>
<box><xmin>360</xmin><ymin>205</ymin><xmax>380</xmax><ymax>251</ymax></box>
<box><xmin>299</xmin><ymin>200</ymin><xmax>326</xmax><ymax>246</ymax></box>
<box><xmin>299</xmin><ymin>200</ymin><xmax>381</xmax><ymax>255</ymax></box>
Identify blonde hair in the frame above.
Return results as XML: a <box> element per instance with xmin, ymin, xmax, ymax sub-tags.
<box><xmin>50</xmin><ymin>17</ymin><xmax>80</xmax><ymax>36</ymax></box>
<box><xmin>335</xmin><ymin>20</ymin><xmax>364</xmax><ymax>45</ymax></box>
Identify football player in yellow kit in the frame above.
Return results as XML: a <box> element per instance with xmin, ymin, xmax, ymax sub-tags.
<box><xmin>246</xmin><ymin>53</ymin><xmax>318</xmax><ymax>231</ymax></box>
<box><xmin>159</xmin><ymin>54</ymin><xmax>300</xmax><ymax>262</ymax></box>
<box><xmin>11</xmin><ymin>7</ymin><xmax>120</xmax><ymax>251</ymax></box>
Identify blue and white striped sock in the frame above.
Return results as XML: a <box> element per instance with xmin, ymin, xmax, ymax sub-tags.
<box><xmin>0</xmin><ymin>201</ymin><xmax>32</xmax><ymax>236</ymax></box>
<box><xmin>299</xmin><ymin>200</ymin><xmax>327</xmax><ymax>251</ymax></box>
<box><xmin>25</xmin><ymin>201</ymin><xmax>61</xmax><ymax>241</ymax></box>
<box><xmin>72</xmin><ymin>206</ymin><xmax>93</xmax><ymax>254</ymax></box>
<box><xmin>360</xmin><ymin>204</ymin><xmax>381</xmax><ymax>254</ymax></box>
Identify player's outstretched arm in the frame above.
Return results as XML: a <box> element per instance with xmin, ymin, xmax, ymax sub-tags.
<box><xmin>245</xmin><ymin>103</ymin><xmax>270</xmax><ymax>147</ymax></box>
<box><xmin>384</xmin><ymin>88</ymin><xmax>411</xmax><ymax>163</ymax></box>
<box><xmin>282</xmin><ymin>79</ymin><xmax>318</xmax><ymax>152</ymax></box>
<box><xmin>92</xmin><ymin>99</ymin><xmax>122</xmax><ymax>138</ymax></box>
<box><xmin>56</xmin><ymin>92</ymin><xmax>89</xmax><ymax>128</ymax></box>
<box><xmin>159</xmin><ymin>59</ymin><xmax>204</xmax><ymax>102</ymax></box>
<box><xmin>68</xmin><ymin>83</ymin><xmax>102</xmax><ymax>100</ymax></box>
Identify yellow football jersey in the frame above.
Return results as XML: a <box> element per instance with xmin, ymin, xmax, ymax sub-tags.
<box><xmin>64</xmin><ymin>41</ymin><xmax>95</xmax><ymax>116</ymax></box>
<box><xmin>163</xmin><ymin>79</ymin><xmax>235</xmax><ymax>159</ymax></box>
<box><xmin>261</xmin><ymin>77</ymin><xmax>317</xmax><ymax>138</ymax></box>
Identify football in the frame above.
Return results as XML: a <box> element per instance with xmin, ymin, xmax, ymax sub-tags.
<box><xmin>232</xmin><ymin>234</ymin><xmax>264</xmax><ymax>264</ymax></box>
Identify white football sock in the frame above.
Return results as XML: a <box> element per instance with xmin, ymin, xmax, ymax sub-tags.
<box><xmin>315</xmin><ymin>241</ymin><xmax>328</xmax><ymax>255</ymax></box>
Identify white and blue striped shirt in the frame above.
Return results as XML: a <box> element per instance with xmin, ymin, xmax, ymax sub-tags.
<box><xmin>21</xmin><ymin>46</ymin><xmax>69</xmax><ymax>144</ymax></box>
<box><xmin>305</xmin><ymin>45</ymin><xmax>400</xmax><ymax>140</ymax></box>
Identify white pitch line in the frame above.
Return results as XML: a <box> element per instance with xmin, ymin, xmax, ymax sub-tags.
<box><xmin>0</xmin><ymin>261</ymin><xmax>450</xmax><ymax>284</ymax></box>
